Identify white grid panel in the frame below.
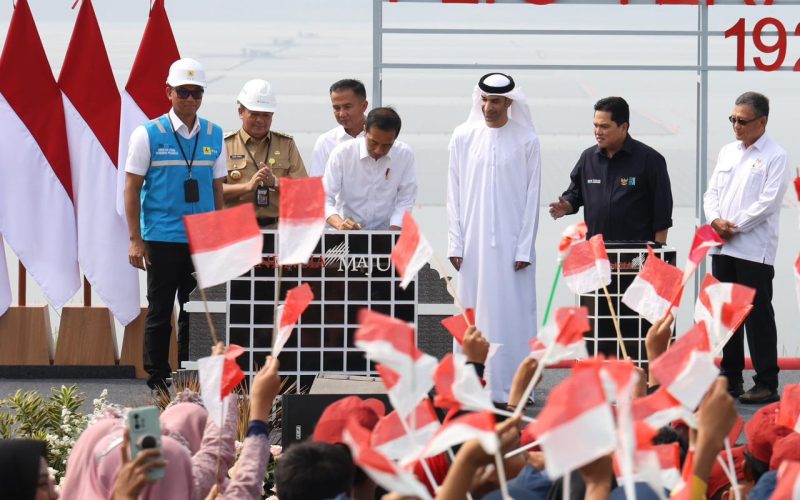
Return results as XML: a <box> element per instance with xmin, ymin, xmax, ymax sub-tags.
<box><xmin>578</xmin><ymin>244</ymin><xmax>676</xmax><ymax>366</ymax></box>
<box><xmin>226</xmin><ymin>230</ymin><xmax>419</xmax><ymax>390</ymax></box>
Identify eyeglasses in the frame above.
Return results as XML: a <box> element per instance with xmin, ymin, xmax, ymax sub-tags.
<box><xmin>174</xmin><ymin>87</ymin><xmax>204</xmax><ymax>100</ymax></box>
<box><xmin>728</xmin><ymin>115</ymin><xmax>760</xmax><ymax>126</ymax></box>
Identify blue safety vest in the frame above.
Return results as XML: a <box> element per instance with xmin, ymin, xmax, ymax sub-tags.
<box><xmin>141</xmin><ymin>114</ymin><xmax>222</xmax><ymax>243</ymax></box>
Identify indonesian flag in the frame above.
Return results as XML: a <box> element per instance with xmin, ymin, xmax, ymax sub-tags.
<box><xmin>278</xmin><ymin>177</ymin><xmax>326</xmax><ymax>265</ymax></box>
<box><xmin>184</xmin><ymin>204</ymin><xmax>263</xmax><ymax>289</ymax></box>
<box><xmin>0</xmin><ymin>236</ymin><xmax>10</xmax><ymax>317</ymax></box>
<box><xmin>527</xmin><ymin>368</ymin><xmax>616</xmax><ymax>478</ymax></box>
<box><xmin>558</xmin><ymin>221</ymin><xmax>588</xmax><ymax>261</ymax></box>
<box><xmin>116</xmin><ymin>0</ymin><xmax>179</xmax><ymax>215</ymax></box>
<box><xmin>440</xmin><ymin>308</ymin><xmax>475</xmax><ymax>344</ymax></box>
<box><xmin>649</xmin><ymin>323</ymin><xmax>718</xmax><ymax>410</ymax></box>
<box><xmin>632</xmin><ymin>387</ymin><xmax>697</xmax><ymax>430</ymax></box>
<box><xmin>419</xmin><ymin>411</ymin><xmax>498</xmax><ymax>459</ymax></box>
<box><xmin>531</xmin><ymin>306</ymin><xmax>590</xmax><ymax>365</ymax></box>
<box><xmin>795</xmin><ymin>176</ymin><xmax>800</xmax><ymax>201</ymax></box>
<box><xmin>272</xmin><ymin>283</ymin><xmax>313</xmax><ymax>357</ymax></box>
<box><xmin>343</xmin><ymin>419</ymin><xmax>432</xmax><ymax>500</ymax></box>
<box><xmin>795</xmin><ymin>254</ymin><xmax>800</xmax><ymax>313</ymax></box>
<box><xmin>433</xmin><ymin>353</ymin><xmax>493</xmax><ymax>412</ymax></box>
<box><xmin>355</xmin><ymin>309</ymin><xmax>423</xmax><ymax>372</ymax></box>
<box><xmin>0</xmin><ymin>0</ymin><xmax>80</xmax><ymax>308</ymax></box>
<box><xmin>778</xmin><ymin>384</ymin><xmax>800</xmax><ymax>433</ymax></box>
<box><xmin>391</xmin><ymin>211</ymin><xmax>433</xmax><ymax>289</ymax></box>
<box><xmin>693</xmin><ymin>275</ymin><xmax>755</xmax><ymax>352</ymax></box>
<box><xmin>683</xmin><ymin>225</ymin><xmax>724</xmax><ymax>281</ymax></box>
<box><xmin>613</xmin><ymin>422</ymin><xmax>665</xmax><ymax>500</ymax></box>
<box><xmin>59</xmin><ymin>0</ymin><xmax>140</xmax><ymax>325</ymax></box>
<box><xmin>562</xmin><ymin>234</ymin><xmax>611</xmax><ymax>294</ymax></box>
<box><xmin>615</xmin><ymin>443</ymin><xmax>682</xmax><ymax>498</ymax></box>
<box><xmin>370</xmin><ymin>399</ymin><xmax>440</xmax><ymax>464</ymax></box>
<box><xmin>621</xmin><ymin>247</ymin><xmax>683</xmax><ymax>324</ymax></box>
<box><xmin>774</xmin><ymin>460</ymin><xmax>800</xmax><ymax>500</ymax></box>
<box><xmin>197</xmin><ymin>344</ymin><xmax>246</xmax><ymax>427</ymax></box>
<box><xmin>376</xmin><ymin>362</ymin><xmax>436</xmax><ymax>419</ymax></box>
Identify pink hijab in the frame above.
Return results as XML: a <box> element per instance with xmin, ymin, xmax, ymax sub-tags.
<box><xmin>160</xmin><ymin>402</ymin><xmax>208</xmax><ymax>455</ymax></box>
<box><xmin>91</xmin><ymin>429</ymin><xmax>194</xmax><ymax>500</ymax></box>
<box><xmin>59</xmin><ymin>417</ymin><xmax>122</xmax><ymax>500</ymax></box>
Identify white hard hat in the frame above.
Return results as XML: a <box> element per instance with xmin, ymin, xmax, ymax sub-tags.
<box><xmin>237</xmin><ymin>79</ymin><xmax>277</xmax><ymax>112</ymax></box>
<box><xmin>166</xmin><ymin>58</ymin><xmax>207</xmax><ymax>88</ymax></box>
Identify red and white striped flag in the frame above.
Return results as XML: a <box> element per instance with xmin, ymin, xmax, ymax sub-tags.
<box><xmin>774</xmin><ymin>460</ymin><xmax>800</xmax><ymax>500</ymax></box>
<box><xmin>278</xmin><ymin>177</ymin><xmax>326</xmax><ymax>265</ymax></box>
<box><xmin>778</xmin><ymin>384</ymin><xmax>800</xmax><ymax>433</ymax></box>
<box><xmin>531</xmin><ymin>306</ymin><xmax>590</xmax><ymax>365</ymax></box>
<box><xmin>558</xmin><ymin>221</ymin><xmax>588</xmax><ymax>261</ymax></box>
<box><xmin>273</xmin><ymin>283</ymin><xmax>313</xmax><ymax>357</ymax></box>
<box><xmin>613</xmin><ymin>422</ymin><xmax>665</xmax><ymax>498</ymax></box>
<box><xmin>622</xmin><ymin>246</ymin><xmax>683</xmax><ymax>324</ymax></box>
<box><xmin>355</xmin><ymin>309</ymin><xmax>424</xmax><ymax>371</ymax></box>
<box><xmin>632</xmin><ymin>387</ymin><xmax>696</xmax><ymax>430</ymax></box>
<box><xmin>198</xmin><ymin>344</ymin><xmax>246</xmax><ymax>427</ymax></box>
<box><xmin>649</xmin><ymin>323</ymin><xmax>718</xmax><ymax>410</ymax></box>
<box><xmin>794</xmin><ymin>177</ymin><xmax>800</xmax><ymax>202</ymax></box>
<box><xmin>0</xmin><ymin>0</ymin><xmax>80</xmax><ymax>308</ymax></box>
<box><xmin>419</xmin><ymin>411</ymin><xmax>498</xmax><ymax>459</ymax></box>
<box><xmin>116</xmin><ymin>0</ymin><xmax>179</xmax><ymax>215</ymax></box>
<box><xmin>433</xmin><ymin>353</ymin><xmax>493</xmax><ymax>412</ymax></box>
<box><xmin>391</xmin><ymin>211</ymin><xmax>434</xmax><ymax>289</ymax></box>
<box><xmin>184</xmin><ymin>204</ymin><xmax>263</xmax><ymax>289</ymax></box>
<box><xmin>59</xmin><ymin>0</ymin><xmax>140</xmax><ymax>325</ymax></box>
<box><xmin>694</xmin><ymin>275</ymin><xmax>755</xmax><ymax>352</ymax></box>
<box><xmin>440</xmin><ymin>308</ymin><xmax>475</xmax><ymax>344</ymax></box>
<box><xmin>370</xmin><ymin>399</ymin><xmax>440</xmax><ymax>463</ymax></box>
<box><xmin>375</xmin><ymin>363</ymin><xmax>436</xmax><ymax>419</ymax></box>
<box><xmin>527</xmin><ymin>368</ymin><xmax>616</xmax><ymax>478</ymax></box>
<box><xmin>0</xmin><ymin>236</ymin><xmax>10</xmax><ymax>317</ymax></box>
<box><xmin>683</xmin><ymin>225</ymin><xmax>724</xmax><ymax>281</ymax></box>
<box><xmin>343</xmin><ymin>418</ymin><xmax>432</xmax><ymax>500</ymax></box>
<box><xmin>562</xmin><ymin>234</ymin><xmax>611</xmax><ymax>294</ymax></box>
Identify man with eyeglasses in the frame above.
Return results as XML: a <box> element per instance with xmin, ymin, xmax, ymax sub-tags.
<box><xmin>124</xmin><ymin>58</ymin><xmax>227</xmax><ymax>393</ymax></box>
<box><xmin>704</xmin><ymin>91</ymin><xmax>789</xmax><ymax>404</ymax></box>
<box><xmin>223</xmin><ymin>79</ymin><xmax>308</xmax><ymax>228</ymax></box>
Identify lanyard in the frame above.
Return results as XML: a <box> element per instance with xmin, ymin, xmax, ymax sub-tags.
<box><xmin>170</xmin><ymin>118</ymin><xmax>200</xmax><ymax>178</ymax></box>
<box><xmin>238</xmin><ymin>130</ymin><xmax>271</xmax><ymax>169</ymax></box>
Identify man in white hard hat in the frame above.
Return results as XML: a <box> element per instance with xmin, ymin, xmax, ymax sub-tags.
<box><xmin>223</xmin><ymin>79</ymin><xmax>307</xmax><ymax>227</ymax></box>
<box><xmin>309</xmin><ymin>79</ymin><xmax>368</xmax><ymax>177</ymax></box>
<box><xmin>124</xmin><ymin>57</ymin><xmax>227</xmax><ymax>393</ymax></box>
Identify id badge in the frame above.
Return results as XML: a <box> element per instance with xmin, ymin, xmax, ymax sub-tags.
<box><xmin>255</xmin><ymin>185</ymin><xmax>270</xmax><ymax>207</ymax></box>
<box><xmin>184</xmin><ymin>179</ymin><xmax>200</xmax><ymax>203</ymax></box>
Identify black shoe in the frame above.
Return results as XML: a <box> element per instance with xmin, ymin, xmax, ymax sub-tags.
<box><xmin>727</xmin><ymin>383</ymin><xmax>744</xmax><ymax>398</ymax></box>
<box><xmin>739</xmin><ymin>384</ymin><xmax>780</xmax><ymax>405</ymax></box>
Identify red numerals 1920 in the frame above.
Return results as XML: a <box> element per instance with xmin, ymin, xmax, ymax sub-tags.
<box><xmin>724</xmin><ymin>17</ymin><xmax>800</xmax><ymax>71</ymax></box>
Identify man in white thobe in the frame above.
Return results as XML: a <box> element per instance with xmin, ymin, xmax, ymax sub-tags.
<box><xmin>447</xmin><ymin>73</ymin><xmax>541</xmax><ymax>401</ymax></box>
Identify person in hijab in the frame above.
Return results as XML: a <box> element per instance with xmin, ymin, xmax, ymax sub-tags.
<box><xmin>0</xmin><ymin>439</ymin><xmax>58</xmax><ymax>500</ymax></box>
<box><xmin>446</xmin><ymin>72</ymin><xmax>542</xmax><ymax>402</ymax></box>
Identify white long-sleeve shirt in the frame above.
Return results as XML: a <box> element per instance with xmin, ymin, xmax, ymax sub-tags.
<box><xmin>323</xmin><ymin>136</ymin><xmax>417</xmax><ymax>230</ymax></box>
<box><xmin>309</xmin><ymin>125</ymin><xmax>364</xmax><ymax>177</ymax></box>
<box><xmin>703</xmin><ymin>133</ymin><xmax>789</xmax><ymax>265</ymax></box>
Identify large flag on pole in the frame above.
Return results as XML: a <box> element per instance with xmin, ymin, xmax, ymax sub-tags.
<box><xmin>116</xmin><ymin>0</ymin><xmax>179</xmax><ymax>215</ymax></box>
<box><xmin>0</xmin><ymin>236</ymin><xmax>10</xmax><ymax>317</ymax></box>
<box><xmin>0</xmin><ymin>0</ymin><xmax>80</xmax><ymax>308</ymax></box>
<box><xmin>59</xmin><ymin>0</ymin><xmax>140</xmax><ymax>325</ymax></box>
<box><xmin>184</xmin><ymin>204</ymin><xmax>263</xmax><ymax>289</ymax></box>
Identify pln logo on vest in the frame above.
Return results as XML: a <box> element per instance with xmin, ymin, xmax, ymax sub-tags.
<box><xmin>203</xmin><ymin>146</ymin><xmax>216</xmax><ymax>155</ymax></box>
<box><xmin>620</xmin><ymin>177</ymin><xmax>636</xmax><ymax>186</ymax></box>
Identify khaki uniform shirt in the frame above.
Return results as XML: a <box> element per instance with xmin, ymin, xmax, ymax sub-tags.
<box><xmin>223</xmin><ymin>128</ymin><xmax>308</xmax><ymax>220</ymax></box>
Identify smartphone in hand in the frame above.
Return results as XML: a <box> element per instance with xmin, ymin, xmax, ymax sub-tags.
<box><xmin>127</xmin><ymin>406</ymin><xmax>165</xmax><ymax>480</ymax></box>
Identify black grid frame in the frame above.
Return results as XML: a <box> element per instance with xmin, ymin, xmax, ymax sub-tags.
<box><xmin>226</xmin><ymin>230</ymin><xmax>419</xmax><ymax>390</ymax></box>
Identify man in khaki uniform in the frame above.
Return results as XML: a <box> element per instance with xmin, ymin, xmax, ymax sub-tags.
<box><xmin>223</xmin><ymin>79</ymin><xmax>307</xmax><ymax>227</ymax></box>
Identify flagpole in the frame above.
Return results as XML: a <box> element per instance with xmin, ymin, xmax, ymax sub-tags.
<box><xmin>199</xmin><ymin>286</ymin><xmax>219</xmax><ymax>345</ymax></box>
<box><xmin>562</xmin><ymin>470</ymin><xmax>570</xmax><ymax>500</ymax></box>
<box><xmin>725</xmin><ymin>436</ymin><xmax>741</xmax><ymax>500</ymax></box>
<box><xmin>431</xmin><ymin>254</ymin><xmax>471</xmax><ymax>327</ymax></box>
<box><xmin>513</xmin><ymin>348</ymin><xmax>552</xmax><ymax>419</ymax></box>
<box><xmin>542</xmin><ymin>262</ymin><xmax>562</xmax><ymax>326</ymax></box>
<box><xmin>397</xmin><ymin>416</ymin><xmax>439</xmax><ymax>490</ymax></box>
<box><xmin>504</xmin><ymin>439</ymin><xmax>540</xmax><ymax>459</ymax></box>
<box><xmin>494</xmin><ymin>451</ymin><xmax>512</xmax><ymax>500</ymax></box>
<box><xmin>601</xmin><ymin>284</ymin><xmax>629</xmax><ymax>360</ymax></box>
<box><xmin>214</xmin><ymin>403</ymin><xmax>224</xmax><ymax>490</ymax></box>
